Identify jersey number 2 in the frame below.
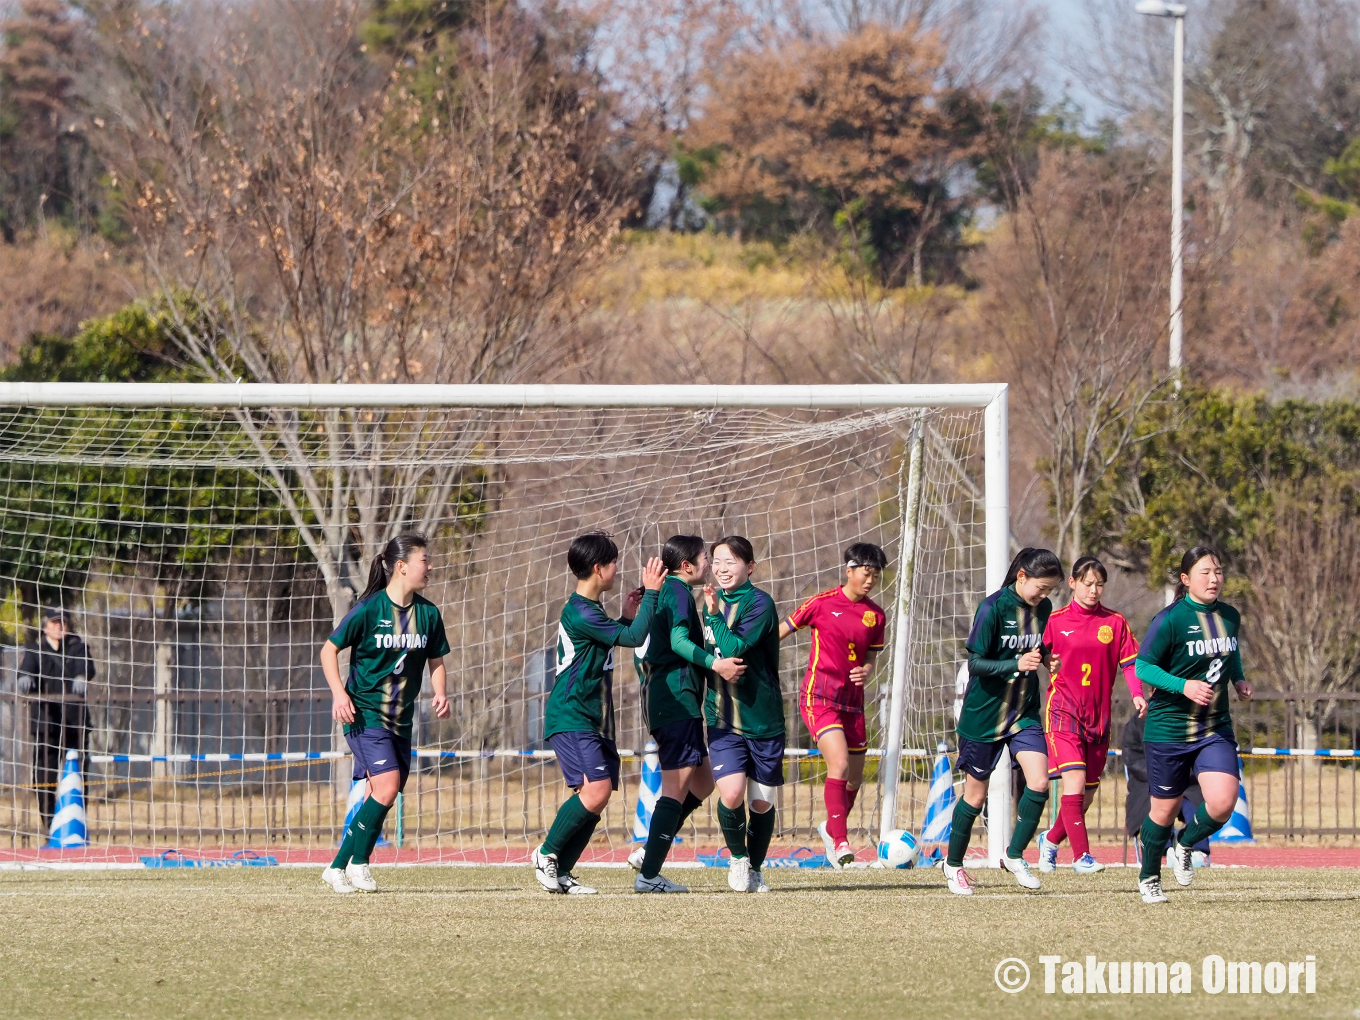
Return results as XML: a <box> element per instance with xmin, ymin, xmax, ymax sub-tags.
<box><xmin>1080</xmin><ymin>663</ymin><xmax>1092</xmax><ymax>687</ymax></box>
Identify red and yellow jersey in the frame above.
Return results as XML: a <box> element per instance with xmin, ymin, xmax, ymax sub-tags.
<box><xmin>784</xmin><ymin>587</ymin><xmax>887</xmax><ymax>713</ymax></box>
<box><xmin>1042</xmin><ymin>601</ymin><xmax>1142</xmax><ymax>742</ymax></box>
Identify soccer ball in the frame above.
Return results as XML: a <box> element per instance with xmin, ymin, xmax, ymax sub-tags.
<box><xmin>877</xmin><ymin>829</ymin><xmax>920</xmax><ymax>869</ymax></box>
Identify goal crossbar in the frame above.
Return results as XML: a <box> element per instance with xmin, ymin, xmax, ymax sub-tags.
<box><xmin>0</xmin><ymin>382</ymin><xmax>1005</xmax><ymax>410</ymax></box>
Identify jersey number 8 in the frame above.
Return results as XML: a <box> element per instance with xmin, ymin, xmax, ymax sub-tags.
<box><xmin>1205</xmin><ymin>657</ymin><xmax>1223</xmax><ymax>684</ymax></box>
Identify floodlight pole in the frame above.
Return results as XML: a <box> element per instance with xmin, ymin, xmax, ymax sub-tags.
<box><xmin>1138</xmin><ymin>1</ymin><xmax>1188</xmax><ymax>388</ymax></box>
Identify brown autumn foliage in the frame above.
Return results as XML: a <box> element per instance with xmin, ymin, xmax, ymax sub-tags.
<box><xmin>970</xmin><ymin>149</ymin><xmax>1173</xmax><ymax>566</ymax></box>
<box><xmin>688</xmin><ymin>22</ymin><xmax>983</xmax><ymax>281</ymax></box>
<box><xmin>0</xmin><ymin>233</ymin><xmax>131</xmax><ymax>357</ymax></box>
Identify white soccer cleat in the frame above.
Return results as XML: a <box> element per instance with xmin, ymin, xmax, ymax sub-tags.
<box><xmin>532</xmin><ymin>845</ymin><xmax>562</xmax><ymax>893</ymax></box>
<box><xmin>1002</xmin><ymin>855</ymin><xmax>1042</xmax><ymax>890</ymax></box>
<box><xmin>1036</xmin><ymin>829</ymin><xmax>1059</xmax><ymax>873</ymax></box>
<box><xmin>634</xmin><ymin>872</ymin><xmax>689</xmax><ymax>893</ymax></box>
<box><xmin>344</xmin><ymin>862</ymin><xmax>378</xmax><ymax>893</ymax></box>
<box><xmin>321</xmin><ymin>866</ymin><xmax>355</xmax><ymax>894</ymax></box>
<box><xmin>818</xmin><ymin>821</ymin><xmax>854</xmax><ymax>870</ymax></box>
<box><xmin>748</xmin><ymin>868</ymin><xmax>770</xmax><ymax>893</ymax></box>
<box><xmin>943</xmin><ymin>862</ymin><xmax>974</xmax><ymax>896</ymax></box>
<box><xmin>558</xmin><ymin>871</ymin><xmax>597</xmax><ymax>895</ymax></box>
<box><xmin>1139</xmin><ymin>875</ymin><xmax>1169</xmax><ymax>904</ymax></box>
<box><xmin>1073</xmin><ymin>852</ymin><xmax>1106</xmax><ymax>874</ymax></box>
<box><xmin>1170</xmin><ymin>839</ymin><xmax>1195</xmax><ymax>887</ymax></box>
<box><xmin>727</xmin><ymin>855</ymin><xmax>751</xmax><ymax>892</ymax></box>
<box><xmin>816</xmin><ymin>821</ymin><xmax>837</xmax><ymax>870</ymax></box>
<box><xmin>1191</xmin><ymin>850</ymin><xmax>1210</xmax><ymax>868</ymax></box>
<box><xmin>627</xmin><ymin>845</ymin><xmax>646</xmax><ymax>871</ymax></box>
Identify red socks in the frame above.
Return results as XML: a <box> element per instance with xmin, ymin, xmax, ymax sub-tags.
<box><xmin>845</xmin><ymin>785</ymin><xmax>859</xmax><ymax>813</ymax></box>
<box><xmin>1059</xmin><ymin>793</ymin><xmax>1089</xmax><ymax>858</ymax></box>
<box><xmin>1048</xmin><ymin>806</ymin><xmax>1067</xmax><ymax>844</ymax></box>
<box><xmin>824</xmin><ymin>778</ymin><xmax>849</xmax><ymax>845</ymax></box>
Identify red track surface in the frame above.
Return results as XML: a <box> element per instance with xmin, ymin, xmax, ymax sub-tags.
<box><xmin>3</xmin><ymin>843</ymin><xmax>1360</xmax><ymax>867</ymax></box>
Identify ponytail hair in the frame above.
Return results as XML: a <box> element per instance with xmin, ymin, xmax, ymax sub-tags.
<box><xmin>1002</xmin><ymin>547</ymin><xmax>1063</xmax><ymax>589</ymax></box>
<box><xmin>357</xmin><ymin>533</ymin><xmax>429</xmax><ymax>603</ymax></box>
<box><xmin>1070</xmin><ymin>555</ymin><xmax>1108</xmax><ymax>583</ymax></box>
<box><xmin>1174</xmin><ymin>545</ymin><xmax>1221</xmax><ymax>601</ymax></box>
<box><xmin>661</xmin><ymin>534</ymin><xmax>706</xmax><ymax>573</ymax></box>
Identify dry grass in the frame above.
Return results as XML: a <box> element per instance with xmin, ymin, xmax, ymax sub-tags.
<box><xmin>0</xmin><ymin>865</ymin><xmax>1356</xmax><ymax>1019</ymax></box>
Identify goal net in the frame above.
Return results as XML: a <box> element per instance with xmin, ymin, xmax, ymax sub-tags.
<box><xmin>0</xmin><ymin>384</ymin><xmax>1004</xmax><ymax>864</ymax></box>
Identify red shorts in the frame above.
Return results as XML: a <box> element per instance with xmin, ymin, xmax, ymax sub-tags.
<box><xmin>800</xmin><ymin>702</ymin><xmax>867</xmax><ymax>753</ymax></box>
<box><xmin>1045</xmin><ymin>729</ymin><xmax>1108</xmax><ymax>786</ymax></box>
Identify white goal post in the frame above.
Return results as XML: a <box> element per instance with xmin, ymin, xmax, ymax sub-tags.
<box><xmin>0</xmin><ymin>382</ymin><xmax>1009</xmax><ymax>865</ymax></box>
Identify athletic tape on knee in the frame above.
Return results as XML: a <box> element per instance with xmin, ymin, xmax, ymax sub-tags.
<box><xmin>747</xmin><ymin>782</ymin><xmax>777</xmax><ymax>809</ymax></box>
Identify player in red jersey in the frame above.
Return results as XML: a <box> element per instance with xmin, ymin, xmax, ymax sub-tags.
<box><xmin>1038</xmin><ymin>556</ymin><xmax>1147</xmax><ymax>873</ymax></box>
<box><xmin>780</xmin><ymin>542</ymin><xmax>888</xmax><ymax>869</ymax></box>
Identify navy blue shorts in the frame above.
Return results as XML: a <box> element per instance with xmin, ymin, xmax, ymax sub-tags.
<box><xmin>955</xmin><ymin>726</ymin><xmax>1047</xmax><ymax>781</ymax></box>
<box><xmin>708</xmin><ymin>728</ymin><xmax>785</xmax><ymax>787</ymax></box>
<box><xmin>346</xmin><ymin>727</ymin><xmax>412</xmax><ymax>787</ymax></box>
<box><xmin>548</xmin><ymin>730</ymin><xmax>620</xmax><ymax>790</ymax></box>
<box><xmin>1145</xmin><ymin>733</ymin><xmax>1239</xmax><ymax>800</ymax></box>
<box><xmin>652</xmin><ymin>717</ymin><xmax>707</xmax><ymax>771</ymax></box>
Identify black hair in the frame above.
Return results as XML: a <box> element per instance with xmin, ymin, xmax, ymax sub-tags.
<box><xmin>1002</xmin><ymin>547</ymin><xmax>1063</xmax><ymax>588</ymax></box>
<box><xmin>358</xmin><ymin>533</ymin><xmax>428</xmax><ymax>603</ymax></box>
<box><xmin>661</xmin><ymin>534</ymin><xmax>706</xmax><ymax>573</ymax></box>
<box><xmin>567</xmin><ymin>531</ymin><xmax>619</xmax><ymax>580</ymax></box>
<box><xmin>1174</xmin><ymin>545</ymin><xmax>1221</xmax><ymax>601</ymax></box>
<box><xmin>1070</xmin><ymin>555</ymin><xmax>1108</xmax><ymax>583</ymax></box>
<box><xmin>711</xmin><ymin>535</ymin><xmax>756</xmax><ymax>564</ymax></box>
<box><xmin>844</xmin><ymin>542</ymin><xmax>888</xmax><ymax>571</ymax></box>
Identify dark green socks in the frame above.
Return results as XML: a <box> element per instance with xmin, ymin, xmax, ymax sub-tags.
<box><xmin>1140</xmin><ymin>817</ymin><xmax>1175</xmax><ymax>881</ymax></box>
<box><xmin>1006</xmin><ymin>787</ymin><xmax>1049</xmax><ymax>860</ymax></box>
<box><xmin>349</xmin><ymin>796</ymin><xmax>393</xmax><ymax>865</ymax></box>
<box><xmin>640</xmin><ymin>796</ymin><xmax>684</xmax><ymax>879</ymax></box>
<box><xmin>748</xmin><ymin>805</ymin><xmax>776</xmax><ymax>869</ymax></box>
<box><xmin>718</xmin><ymin>801</ymin><xmax>748</xmax><ymax>859</ymax></box>
<box><xmin>947</xmin><ymin>798</ymin><xmax>983</xmax><ymax>868</ymax></box>
<box><xmin>542</xmin><ymin>794</ymin><xmax>592</xmax><ymax>858</ymax></box>
<box><xmin>1179</xmin><ymin>802</ymin><xmax>1226</xmax><ymax>848</ymax></box>
<box><xmin>331</xmin><ymin>816</ymin><xmax>360</xmax><ymax>870</ymax></box>
<box><xmin>557</xmin><ymin>810</ymin><xmax>601</xmax><ymax>873</ymax></box>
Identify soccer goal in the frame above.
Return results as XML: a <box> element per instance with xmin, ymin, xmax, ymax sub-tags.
<box><xmin>0</xmin><ymin>383</ymin><xmax>1009</xmax><ymax>866</ymax></box>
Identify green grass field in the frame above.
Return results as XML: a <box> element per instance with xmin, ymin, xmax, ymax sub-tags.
<box><xmin>3</xmin><ymin>864</ymin><xmax>1357</xmax><ymax>1019</ymax></box>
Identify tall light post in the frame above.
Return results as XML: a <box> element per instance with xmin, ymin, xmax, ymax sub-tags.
<box><xmin>1137</xmin><ymin>1</ymin><xmax>1187</xmax><ymax>388</ymax></box>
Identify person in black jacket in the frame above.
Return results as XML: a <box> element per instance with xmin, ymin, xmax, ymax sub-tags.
<box><xmin>18</xmin><ymin>610</ymin><xmax>95</xmax><ymax>833</ymax></box>
<box><xmin>1121</xmin><ymin>711</ymin><xmax>1210</xmax><ymax>864</ymax></box>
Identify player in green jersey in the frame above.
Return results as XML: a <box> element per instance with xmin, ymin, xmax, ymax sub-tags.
<box><xmin>701</xmin><ymin>536</ymin><xmax>784</xmax><ymax>893</ymax></box>
<box><xmin>629</xmin><ymin>535</ymin><xmax>746</xmax><ymax>893</ymax></box>
<box><xmin>321</xmin><ymin>533</ymin><xmax>451</xmax><ymax>894</ymax></box>
<box><xmin>534</xmin><ymin>532</ymin><xmax>666</xmax><ymax>894</ymax></box>
<box><xmin>1134</xmin><ymin>546</ymin><xmax>1254</xmax><ymax>904</ymax></box>
<box><xmin>944</xmin><ymin>548</ymin><xmax>1063</xmax><ymax>896</ymax></box>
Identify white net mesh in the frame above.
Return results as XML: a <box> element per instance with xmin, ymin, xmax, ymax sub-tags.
<box><xmin>0</xmin><ymin>401</ymin><xmax>987</xmax><ymax>862</ymax></box>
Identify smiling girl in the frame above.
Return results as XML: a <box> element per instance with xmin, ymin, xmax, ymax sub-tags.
<box><xmin>701</xmin><ymin>536</ymin><xmax>784</xmax><ymax>893</ymax></box>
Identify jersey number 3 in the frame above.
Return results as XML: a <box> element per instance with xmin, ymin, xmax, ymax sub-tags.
<box><xmin>847</xmin><ymin>641</ymin><xmax>858</xmax><ymax>662</ymax></box>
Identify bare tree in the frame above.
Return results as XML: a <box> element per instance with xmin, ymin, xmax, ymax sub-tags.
<box><xmin>85</xmin><ymin>0</ymin><xmax>629</xmax><ymax>622</ymax></box>
<box><xmin>1243</xmin><ymin>482</ymin><xmax>1360</xmax><ymax>748</ymax></box>
<box><xmin>972</xmin><ymin>149</ymin><xmax>1173</xmax><ymax>566</ymax></box>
